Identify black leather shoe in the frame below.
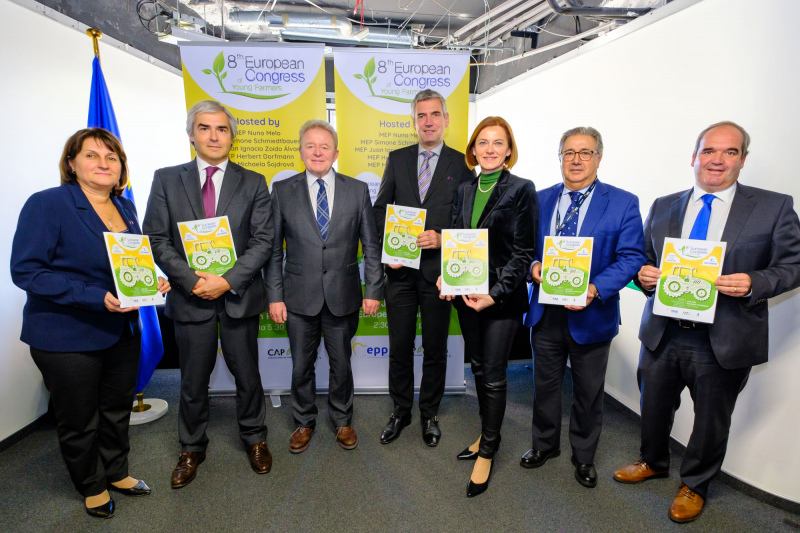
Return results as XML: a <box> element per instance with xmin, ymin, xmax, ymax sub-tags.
<box><xmin>109</xmin><ymin>479</ymin><xmax>152</xmax><ymax>496</ymax></box>
<box><xmin>86</xmin><ymin>498</ymin><xmax>115</xmax><ymax>519</ymax></box>
<box><xmin>467</xmin><ymin>460</ymin><xmax>494</xmax><ymax>498</ymax></box>
<box><xmin>457</xmin><ymin>446</ymin><xmax>479</xmax><ymax>461</ymax></box>
<box><xmin>379</xmin><ymin>414</ymin><xmax>411</xmax><ymax>444</ymax></box>
<box><xmin>520</xmin><ymin>448</ymin><xmax>561</xmax><ymax>469</ymax></box>
<box><xmin>572</xmin><ymin>457</ymin><xmax>597</xmax><ymax>488</ymax></box>
<box><xmin>421</xmin><ymin>416</ymin><xmax>441</xmax><ymax>447</ymax></box>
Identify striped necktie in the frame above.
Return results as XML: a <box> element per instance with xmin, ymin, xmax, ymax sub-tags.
<box><xmin>316</xmin><ymin>178</ymin><xmax>330</xmax><ymax>239</ymax></box>
<box><xmin>418</xmin><ymin>151</ymin><xmax>434</xmax><ymax>202</ymax></box>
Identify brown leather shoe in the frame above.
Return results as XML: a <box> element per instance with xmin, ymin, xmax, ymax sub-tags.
<box><xmin>336</xmin><ymin>426</ymin><xmax>358</xmax><ymax>450</ymax></box>
<box><xmin>289</xmin><ymin>427</ymin><xmax>314</xmax><ymax>454</ymax></box>
<box><xmin>171</xmin><ymin>452</ymin><xmax>206</xmax><ymax>489</ymax></box>
<box><xmin>613</xmin><ymin>459</ymin><xmax>669</xmax><ymax>484</ymax></box>
<box><xmin>669</xmin><ymin>485</ymin><xmax>704</xmax><ymax>523</ymax></box>
<box><xmin>247</xmin><ymin>442</ymin><xmax>272</xmax><ymax>474</ymax></box>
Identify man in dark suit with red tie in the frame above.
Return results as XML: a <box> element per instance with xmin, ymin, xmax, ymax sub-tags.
<box><xmin>373</xmin><ymin>90</ymin><xmax>473</xmax><ymax>446</ymax></box>
<box><xmin>614</xmin><ymin>122</ymin><xmax>800</xmax><ymax>523</ymax></box>
<box><xmin>144</xmin><ymin>100</ymin><xmax>274</xmax><ymax>488</ymax></box>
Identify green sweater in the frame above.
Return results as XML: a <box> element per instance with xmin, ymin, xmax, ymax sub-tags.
<box><xmin>471</xmin><ymin>170</ymin><xmax>502</xmax><ymax>229</ymax></box>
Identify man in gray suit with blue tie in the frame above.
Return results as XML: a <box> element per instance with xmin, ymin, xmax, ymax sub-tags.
<box><xmin>267</xmin><ymin>120</ymin><xmax>383</xmax><ymax>453</ymax></box>
<box><xmin>144</xmin><ymin>100</ymin><xmax>274</xmax><ymax>488</ymax></box>
<box><xmin>614</xmin><ymin>122</ymin><xmax>800</xmax><ymax>523</ymax></box>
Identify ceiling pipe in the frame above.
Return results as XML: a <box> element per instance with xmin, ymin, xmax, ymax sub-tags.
<box><xmin>470</xmin><ymin>4</ymin><xmax>552</xmax><ymax>48</ymax></box>
<box><xmin>462</xmin><ymin>1</ymin><xmax>549</xmax><ymax>45</ymax></box>
<box><xmin>280</xmin><ymin>27</ymin><xmax>414</xmax><ymax>47</ymax></box>
<box><xmin>545</xmin><ymin>0</ymin><xmax>651</xmax><ymax>20</ymax></box>
<box><xmin>453</xmin><ymin>0</ymin><xmax>532</xmax><ymax>39</ymax></box>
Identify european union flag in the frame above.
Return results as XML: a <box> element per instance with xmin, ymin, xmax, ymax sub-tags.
<box><xmin>88</xmin><ymin>55</ymin><xmax>164</xmax><ymax>394</ymax></box>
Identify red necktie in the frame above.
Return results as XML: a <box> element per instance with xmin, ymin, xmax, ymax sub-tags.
<box><xmin>202</xmin><ymin>166</ymin><xmax>218</xmax><ymax>218</ymax></box>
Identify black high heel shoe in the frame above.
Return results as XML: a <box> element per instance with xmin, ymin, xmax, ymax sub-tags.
<box><xmin>85</xmin><ymin>497</ymin><xmax>115</xmax><ymax>519</ymax></box>
<box><xmin>466</xmin><ymin>459</ymin><xmax>494</xmax><ymax>498</ymax></box>
<box><xmin>457</xmin><ymin>446</ymin><xmax>479</xmax><ymax>461</ymax></box>
<box><xmin>109</xmin><ymin>479</ymin><xmax>152</xmax><ymax>496</ymax></box>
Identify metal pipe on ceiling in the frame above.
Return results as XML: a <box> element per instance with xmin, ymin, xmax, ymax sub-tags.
<box><xmin>452</xmin><ymin>0</ymin><xmax>532</xmax><ymax>39</ymax></box>
<box><xmin>545</xmin><ymin>0</ymin><xmax>651</xmax><ymax>20</ymax></box>
<box><xmin>280</xmin><ymin>27</ymin><xmax>414</xmax><ymax>47</ymax></box>
<box><xmin>469</xmin><ymin>3</ymin><xmax>552</xmax><ymax>48</ymax></box>
<box><xmin>462</xmin><ymin>0</ymin><xmax>548</xmax><ymax>45</ymax></box>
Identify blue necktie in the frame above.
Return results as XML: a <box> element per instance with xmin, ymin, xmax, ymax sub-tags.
<box><xmin>316</xmin><ymin>178</ymin><xmax>330</xmax><ymax>239</ymax></box>
<box><xmin>689</xmin><ymin>194</ymin><xmax>716</xmax><ymax>240</ymax></box>
<box><xmin>560</xmin><ymin>191</ymin><xmax>583</xmax><ymax>237</ymax></box>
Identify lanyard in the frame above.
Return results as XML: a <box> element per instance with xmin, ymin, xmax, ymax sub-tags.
<box><xmin>555</xmin><ymin>179</ymin><xmax>597</xmax><ymax>236</ymax></box>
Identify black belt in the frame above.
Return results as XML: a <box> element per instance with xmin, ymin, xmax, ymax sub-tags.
<box><xmin>671</xmin><ymin>318</ymin><xmax>708</xmax><ymax>329</ymax></box>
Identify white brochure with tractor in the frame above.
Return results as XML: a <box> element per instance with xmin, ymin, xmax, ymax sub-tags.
<box><xmin>177</xmin><ymin>216</ymin><xmax>238</xmax><ymax>275</ymax></box>
<box><xmin>538</xmin><ymin>236</ymin><xmax>594</xmax><ymax>306</ymax></box>
<box><xmin>440</xmin><ymin>229</ymin><xmax>489</xmax><ymax>296</ymax></box>
<box><xmin>381</xmin><ymin>204</ymin><xmax>426</xmax><ymax>269</ymax></box>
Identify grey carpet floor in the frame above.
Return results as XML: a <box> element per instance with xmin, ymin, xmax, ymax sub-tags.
<box><xmin>1</xmin><ymin>364</ymin><xmax>797</xmax><ymax>532</ymax></box>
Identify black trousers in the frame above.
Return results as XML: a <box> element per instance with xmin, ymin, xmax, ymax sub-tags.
<box><xmin>287</xmin><ymin>303</ymin><xmax>359</xmax><ymax>428</ymax></box>
<box><xmin>30</xmin><ymin>330</ymin><xmax>140</xmax><ymax>497</ymax></box>
<box><xmin>530</xmin><ymin>306</ymin><xmax>612</xmax><ymax>464</ymax></box>
<box><xmin>457</xmin><ymin>305</ymin><xmax>519</xmax><ymax>459</ymax></box>
<box><xmin>638</xmin><ymin>321</ymin><xmax>750</xmax><ymax>499</ymax></box>
<box><xmin>174</xmin><ymin>309</ymin><xmax>267</xmax><ymax>452</ymax></box>
<box><xmin>385</xmin><ymin>270</ymin><xmax>452</xmax><ymax>419</ymax></box>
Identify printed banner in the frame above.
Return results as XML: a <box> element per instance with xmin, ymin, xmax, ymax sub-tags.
<box><xmin>177</xmin><ymin>216</ymin><xmax>237</xmax><ymax>275</ymax></box>
<box><xmin>103</xmin><ymin>232</ymin><xmax>163</xmax><ymax>308</ymax></box>
<box><xmin>382</xmin><ymin>204</ymin><xmax>426</xmax><ymax>269</ymax></box>
<box><xmin>332</xmin><ymin>48</ymin><xmax>470</xmax><ymax>203</ymax></box>
<box><xmin>180</xmin><ymin>42</ymin><xmax>326</xmax><ymax>187</ymax></box>
<box><xmin>654</xmin><ymin>238</ymin><xmax>726</xmax><ymax>324</ymax></box>
<box><xmin>539</xmin><ymin>236</ymin><xmax>594</xmax><ymax>305</ymax></box>
<box><xmin>441</xmin><ymin>229</ymin><xmax>490</xmax><ymax>296</ymax></box>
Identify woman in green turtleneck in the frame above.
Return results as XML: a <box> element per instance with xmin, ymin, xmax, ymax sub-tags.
<box><xmin>439</xmin><ymin>117</ymin><xmax>538</xmax><ymax>498</ymax></box>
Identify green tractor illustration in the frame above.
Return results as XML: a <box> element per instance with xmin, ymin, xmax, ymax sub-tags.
<box><xmin>119</xmin><ymin>257</ymin><xmax>155</xmax><ymax>288</ymax></box>
<box><xmin>191</xmin><ymin>240</ymin><xmax>232</xmax><ymax>269</ymax></box>
<box><xmin>386</xmin><ymin>226</ymin><xmax>418</xmax><ymax>252</ymax></box>
<box><xmin>662</xmin><ymin>266</ymin><xmax>711</xmax><ymax>301</ymax></box>
<box><xmin>546</xmin><ymin>258</ymin><xmax>585</xmax><ymax>288</ymax></box>
<box><xmin>446</xmin><ymin>250</ymin><xmax>484</xmax><ymax>278</ymax></box>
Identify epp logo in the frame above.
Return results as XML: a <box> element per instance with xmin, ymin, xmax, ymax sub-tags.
<box><xmin>352</xmin><ymin>342</ymin><xmax>389</xmax><ymax>358</ymax></box>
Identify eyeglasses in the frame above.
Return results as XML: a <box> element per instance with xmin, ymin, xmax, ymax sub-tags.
<box><xmin>560</xmin><ymin>150</ymin><xmax>598</xmax><ymax>161</ymax></box>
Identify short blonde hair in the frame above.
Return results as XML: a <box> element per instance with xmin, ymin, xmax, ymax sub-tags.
<box><xmin>465</xmin><ymin>117</ymin><xmax>518</xmax><ymax>171</ymax></box>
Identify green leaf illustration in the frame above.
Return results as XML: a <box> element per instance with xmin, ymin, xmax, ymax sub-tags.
<box><xmin>225</xmin><ymin>91</ymin><xmax>290</xmax><ymax>100</ymax></box>
<box><xmin>221</xmin><ymin>72</ymin><xmax>227</xmax><ymax>79</ymax></box>
<box><xmin>212</xmin><ymin>51</ymin><xmax>225</xmax><ymax>74</ymax></box>
<box><xmin>370</xmin><ymin>76</ymin><xmax>377</xmax><ymax>84</ymax></box>
<box><xmin>364</xmin><ymin>57</ymin><xmax>376</xmax><ymax>78</ymax></box>
<box><xmin>202</xmin><ymin>69</ymin><xmax>212</xmax><ymax>74</ymax></box>
<box><xmin>353</xmin><ymin>74</ymin><xmax>363</xmax><ymax>80</ymax></box>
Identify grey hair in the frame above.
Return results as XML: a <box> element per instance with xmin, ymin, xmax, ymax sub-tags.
<box><xmin>186</xmin><ymin>100</ymin><xmax>237</xmax><ymax>140</ymax></box>
<box><xmin>558</xmin><ymin>126</ymin><xmax>604</xmax><ymax>156</ymax></box>
<box><xmin>299</xmin><ymin>119</ymin><xmax>338</xmax><ymax>149</ymax></box>
<box><xmin>411</xmin><ymin>89</ymin><xmax>448</xmax><ymax>122</ymax></box>
<box><xmin>693</xmin><ymin>121</ymin><xmax>750</xmax><ymax>157</ymax></box>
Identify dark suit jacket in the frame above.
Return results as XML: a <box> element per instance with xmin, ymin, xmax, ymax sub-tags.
<box><xmin>11</xmin><ymin>182</ymin><xmax>141</xmax><ymax>352</ymax></box>
<box><xmin>143</xmin><ymin>160</ymin><xmax>273</xmax><ymax>322</ymax></box>
<box><xmin>637</xmin><ymin>183</ymin><xmax>800</xmax><ymax>369</ymax></box>
<box><xmin>524</xmin><ymin>180</ymin><xmax>646</xmax><ymax>344</ymax></box>
<box><xmin>266</xmin><ymin>172</ymin><xmax>383</xmax><ymax>317</ymax></box>
<box><xmin>374</xmin><ymin>143</ymin><xmax>474</xmax><ymax>283</ymax></box>
<box><xmin>451</xmin><ymin>171</ymin><xmax>538</xmax><ymax>317</ymax></box>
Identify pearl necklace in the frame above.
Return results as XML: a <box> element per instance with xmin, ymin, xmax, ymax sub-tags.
<box><xmin>478</xmin><ymin>176</ymin><xmax>498</xmax><ymax>193</ymax></box>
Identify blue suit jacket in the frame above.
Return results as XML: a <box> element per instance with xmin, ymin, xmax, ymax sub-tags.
<box><xmin>523</xmin><ymin>180</ymin><xmax>646</xmax><ymax>344</ymax></box>
<box><xmin>11</xmin><ymin>182</ymin><xmax>141</xmax><ymax>352</ymax></box>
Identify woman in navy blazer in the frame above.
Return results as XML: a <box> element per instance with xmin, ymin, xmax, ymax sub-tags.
<box><xmin>10</xmin><ymin>128</ymin><xmax>169</xmax><ymax>518</ymax></box>
<box><xmin>439</xmin><ymin>117</ymin><xmax>537</xmax><ymax>497</ymax></box>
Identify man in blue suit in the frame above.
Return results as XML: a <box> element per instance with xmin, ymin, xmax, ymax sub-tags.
<box><xmin>520</xmin><ymin>127</ymin><xmax>646</xmax><ymax>488</ymax></box>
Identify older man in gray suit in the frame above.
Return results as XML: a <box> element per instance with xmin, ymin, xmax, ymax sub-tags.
<box><xmin>268</xmin><ymin>120</ymin><xmax>383</xmax><ymax>453</ymax></box>
<box><xmin>144</xmin><ymin>100</ymin><xmax>273</xmax><ymax>488</ymax></box>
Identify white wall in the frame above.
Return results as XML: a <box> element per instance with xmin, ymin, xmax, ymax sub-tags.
<box><xmin>0</xmin><ymin>0</ymin><xmax>187</xmax><ymax>441</ymax></box>
<box><xmin>476</xmin><ymin>0</ymin><xmax>800</xmax><ymax>502</ymax></box>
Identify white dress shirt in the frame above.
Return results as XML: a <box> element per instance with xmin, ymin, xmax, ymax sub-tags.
<box><xmin>196</xmin><ymin>157</ymin><xmax>229</xmax><ymax>214</ymax></box>
<box><xmin>306</xmin><ymin>169</ymin><xmax>336</xmax><ymax>218</ymax></box>
<box><xmin>680</xmin><ymin>183</ymin><xmax>736</xmax><ymax>241</ymax></box>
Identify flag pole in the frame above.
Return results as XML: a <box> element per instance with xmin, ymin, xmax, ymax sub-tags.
<box><xmin>85</xmin><ymin>26</ymin><xmax>167</xmax><ymax>423</ymax></box>
<box><xmin>86</xmin><ymin>28</ymin><xmax>102</xmax><ymax>59</ymax></box>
